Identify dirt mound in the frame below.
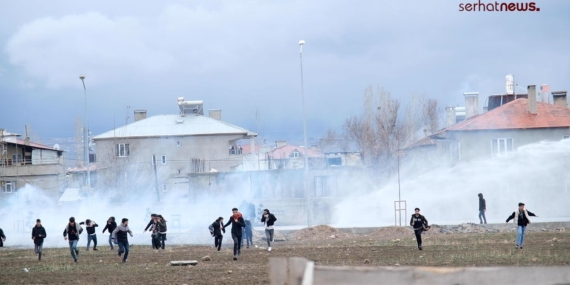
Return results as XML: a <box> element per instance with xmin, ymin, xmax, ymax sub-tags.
<box><xmin>366</xmin><ymin>226</ymin><xmax>413</xmax><ymax>239</ymax></box>
<box><xmin>288</xmin><ymin>225</ymin><xmax>352</xmax><ymax>241</ymax></box>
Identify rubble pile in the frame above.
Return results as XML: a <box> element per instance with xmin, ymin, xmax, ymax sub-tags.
<box><xmin>288</xmin><ymin>225</ymin><xmax>353</xmax><ymax>241</ymax></box>
<box><xmin>366</xmin><ymin>226</ymin><xmax>413</xmax><ymax>239</ymax></box>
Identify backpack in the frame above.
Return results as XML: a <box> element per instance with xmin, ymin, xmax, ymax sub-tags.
<box><xmin>208</xmin><ymin>224</ymin><xmax>214</xmax><ymax>235</ymax></box>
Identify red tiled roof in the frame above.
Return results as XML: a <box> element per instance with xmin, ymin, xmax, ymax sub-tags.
<box><xmin>270</xmin><ymin>145</ymin><xmax>323</xmax><ymax>159</ymax></box>
<box><xmin>240</xmin><ymin>144</ymin><xmax>259</xmax><ymax>153</ymax></box>
<box><xmin>13</xmin><ymin>139</ymin><xmax>63</xmax><ymax>152</ymax></box>
<box><xmin>405</xmin><ymin>136</ymin><xmax>438</xmax><ymax>149</ymax></box>
<box><xmin>447</xmin><ymin>99</ymin><xmax>570</xmax><ymax>131</ymax></box>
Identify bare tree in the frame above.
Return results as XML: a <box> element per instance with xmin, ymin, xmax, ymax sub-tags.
<box><xmin>317</xmin><ymin>129</ymin><xmax>349</xmax><ymax>153</ymax></box>
<box><xmin>422</xmin><ymin>98</ymin><xmax>440</xmax><ymax>135</ymax></box>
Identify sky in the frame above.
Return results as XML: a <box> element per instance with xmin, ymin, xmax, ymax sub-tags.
<box><xmin>1</xmin><ymin>0</ymin><xmax>569</xmax><ymax>148</ymax></box>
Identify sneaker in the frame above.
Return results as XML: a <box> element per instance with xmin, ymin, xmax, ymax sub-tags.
<box><xmin>268</xmin><ymin>247</ymin><xmax>272</xmax><ymax>252</ymax></box>
<box><xmin>122</xmin><ymin>260</ymin><xmax>127</xmax><ymax>263</ymax></box>
<box><xmin>419</xmin><ymin>246</ymin><xmax>423</xmax><ymax>250</ymax></box>
<box><xmin>74</xmin><ymin>259</ymin><xmax>78</xmax><ymax>263</ymax></box>
<box><xmin>233</xmin><ymin>256</ymin><xmax>237</xmax><ymax>261</ymax></box>
<box><xmin>93</xmin><ymin>248</ymin><xmax>98</xmax><ymax>251</ymax></box>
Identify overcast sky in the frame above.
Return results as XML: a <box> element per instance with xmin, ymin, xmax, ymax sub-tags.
<box><xmin>1</xmin><ymin>0</ymin><xmax>569</xmax><ymax>146</ymax></box>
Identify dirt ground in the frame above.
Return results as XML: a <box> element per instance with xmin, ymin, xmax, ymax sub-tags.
<box><xmin>1</xmin><ymin>228</ymin><xmax>569</xmax><ymax>285</ymax></box>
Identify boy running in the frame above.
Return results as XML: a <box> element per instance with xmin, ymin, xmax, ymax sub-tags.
<box><xmin>111</xmin><ymin>218</ymin><xmax>134</xmax><ymax>263</ymax></box>
<box><xmin>410</xmin><ymin>208</ymin><xmax>429</xmax><ymax>250</ymax></box>
<box><xmin>63</xmin><ymin>217</ymin><xmax>83</xmax><ymax>263</ymax></box>
<box><xmin>223</xmin><ymin>208</ymin><xmax>245</xmax><ymax>260</ymax></box>
<box><xmin>79</xmin><ymin>219</ymin><xmax>99</xmax><ymax>251</ymax></box>
<box><xmin>31</xmin><ymin>219</ymin><xmax>47</xmax><ymax>261</ymax></box>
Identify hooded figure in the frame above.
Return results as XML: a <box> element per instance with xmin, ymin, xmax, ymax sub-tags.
<box><xmin>478</xmin><ymin>193</ymin><xmax>487</xmax><ymax>224</ymax></box>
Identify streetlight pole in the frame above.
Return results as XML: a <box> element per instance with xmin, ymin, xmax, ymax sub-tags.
<box><xmin>299</xmin><ymin>40</ymin><xmax>312</xmax><ymax>227</ymax></box>
<box><xmin>79</xmin><ymin>75</ymin><xmax>91</xmax><ymax>190</ymax></box>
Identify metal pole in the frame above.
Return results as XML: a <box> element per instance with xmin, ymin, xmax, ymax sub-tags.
<box><xmin>397</xmin><ymin>150</ymin><xmax>401</xmax><ymax>226</ymax></box>
<box><xmin>153</xmin><ymin>155</ymin><xmax>160</xmax><ymax>202</ymax></box>
<box><xmin>80</xmin><ymin>75</ymin><xmax>91</xmax><ymax>190</ymax></box>
<box><xmin>299</xmin><ymin>40</ymin><xmax>312</xmax><ymax>227</ymax></box>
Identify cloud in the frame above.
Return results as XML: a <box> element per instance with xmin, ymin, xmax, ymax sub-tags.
<box><xmin>5</xmin><ymin>12</ymin><xmax>175</xmax><ymax>88</ymax></box>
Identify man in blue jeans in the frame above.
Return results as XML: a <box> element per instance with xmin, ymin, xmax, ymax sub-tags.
<box><xmin>63</xmin><ymin>217</ymin><xmax>83</xmax><ymax>263</ymax></box>
<box><xmin>506</xmin><ymin>202</ymin><xmax>539</xmax><ymax>249</ymax></box>
<box><xmin>112</xmin><ymin>218</ymin><xmax>133</xmax><ymax>263</ymax></box>
<box><xmin>478</xmin><ymin>193</ymin><xmax>487</xmax><ymax>224</ymax></box>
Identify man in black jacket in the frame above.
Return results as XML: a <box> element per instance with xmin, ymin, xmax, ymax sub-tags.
<box><xmin>80</xmin><ymin>219</ymin><xmax>99</xmax><ymax>251</ymax></box>
<box><xmin>478</xmin><ymin>193</ymin><xmax>487</xmax><ymax>224</ymax></box>
<box><xmin>410</xmin><ymin>208</ymin><xmax>429</xmax><ymax>250</ymax></box>
<box><xmin>0</xmin><ymin>227</ymin><xmax>5</xmax><ymax>247</ymax></box>
<box><xmin>63</xmin><ymin>217</ymin><xmax>83</xmax><ymax>263</ymax></box>
<box><xmin>261</xmin><ymin>209</ymin><xmax>277</xmax><ymax>252</ymax></box>
<box><xmin>506</xmin><ymin>202</ymin><xmax>539</xmax><ymax>249</ymax></box>
<box><xmin>31</xmin><ymin>219</ymin><xmax>47</xmax><ymax>261</ymax></box>
<box><xmin>211</xmin><ymin>217</ymin><xmax>225</xmax><ymax>251</ymax></box>
<box><xmin>224</xmin><ymin>208</ymin><xmax>245</xmax><ymax>260</ymax></box>
<box><xmin>143</xmin><ymin>214</ymin><xmax>157</xmax><ymax>249</ymax></box>
<box><xmin>102</xmin><ymin>216</ymin><xmax>117</xmax><ymax>250</ymax></box>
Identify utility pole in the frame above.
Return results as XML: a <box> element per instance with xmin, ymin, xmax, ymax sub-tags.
<box><xmin>299</xmin><ymin>40</ymin><xmax>312</xmax><ymax>227</ymax></box>
<box><xmin>79</xmin><ymin>75</ymin><xmax>91</xmax><ymax>190</ymax></box>
<box><xmin>152</xmin><ymin>155</ymin><xmax>160</xmax><ymax>202</ymax></box>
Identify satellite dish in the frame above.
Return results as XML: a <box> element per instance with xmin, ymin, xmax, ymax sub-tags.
<box><xmin>53</xmin><ymin>144</ymin><xmax>60</xmax><ymax>150</ymax></box>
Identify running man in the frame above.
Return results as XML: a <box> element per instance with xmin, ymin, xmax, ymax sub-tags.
<box><xmin>211</xmin><ymin>217</ymin><xmax>225</xmax><ymax>251</ymax></box>
<box><xmin>143</xmin><ymin>213</ymin><xmax>157</xmax><ymax>249</ymax></box>
<box><xmin>223</xmin><ymin>208</ymin><xmax>245</xmax><ymax>260</ymax></box>
<box><xmin>111</xmin><ymin>218</ymin><xmax>134</xmax><ymax>263</ymax></box>
<box><xmin>410</xmin><ymin>208</ymin><xmax>429</xmax><ymax>250</ymax></box>
<box><xmin>478</xmin><ymin>193</ymin><xmax>487</xmax><ymax>224</ymax></box>
<box><xmin>63</xmin><ymin>217</ymin><xmax>83</xmax><ymax>263</ymax></box>
<box><xmin>0</xmin><ymin>227</ymin><xmax>5</xmax><ymax>247</ymax></box>
<box><xmin>31</xmin><ymin>219</ymin><xmax>47</xmax><ymax>261</ymax></box>
<box><xmin>80</xmin><ymin>219</ymin><xmax>99</xmax><ymax>251</ymax></box>
<box><xmin>506</xmin><ymin>202</ymin><xmax>539</xmax><ymax>249</ymax></box>
<box><xmin>261</xmin><ymin>209</ymin><xmax>277</xmax><ymax>252</ymax></box>
<box><xmin>102</xmin><ymin>217</ymin><xmax>117</xmax><ymax>250</ymax></box>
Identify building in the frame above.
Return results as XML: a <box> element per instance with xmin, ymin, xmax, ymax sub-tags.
<box><xmin>92</xmin><ymin>98</ymin><xmax>258</xmax><ymax>194</ymax></box>
<box><xmin>266</xmin><ymin>141</ymin><xmax>324</xmax><ymax>170</ymax></box>
<box><xmin>405</xmin><ymin>86</ymin><xmax>570</xmax><ymax>167</ymax></box>
<box><xmin>0</xmin><ymin>129</ymin><xmax>65</xmax><ymax>196</ymax></box>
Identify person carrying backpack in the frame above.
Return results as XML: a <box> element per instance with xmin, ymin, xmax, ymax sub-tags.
<box><xmin>210</xmin><ymin>217</ymin><xmax>225</xmax><ymax>251</ymax></box>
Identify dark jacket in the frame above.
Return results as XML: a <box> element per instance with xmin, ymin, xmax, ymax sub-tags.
<box><xmin>478</xmin><ymin>194</ymin><xmax>486</xmax><ymax>211</ymax></box>
<box><xmin>80</xmin><ymin>221</ymin><xmax>99</xmax><ymax>235</ymax></box>
<box><xmin>156</xmin><ymin>219</ymin><xmax>167</xmax><ymax>233</ymax></box>
<box><xmin>261</xmin><ymin>213</ymin><xmax>277</xmax><ymax>227</ymax></box>
<box><xmin>410</xmin><ymin>214</ymin><xmax>429</xmax><ymax>230</ymax></box>
<box><xmin>32</xmin><ymin>225</ymin><xmax>47</xmax><ymax>245</ymax></box>
<box><xmin>103</xmin><ymin>221</ymin><xmax>117</xmax><ymax>234</ymax></box>
<box><xmin>211</xmin><ymin>221</ymin><xmax>225</xmax><ymax>236</ymax></box>
<box><xmin>144</xmin><ymin>219</ymin><xmax>154</xmax><ymax>231</ymax></box>
<box><xmin>224</xmin><ymin>216</ymin><xmax>245</xmax><ymax>235</ymax></box>
<box><xmin>112</xmin><ymin>223</ymin><xmax>132</xmax><ymax>242</ymax></box>
<box><xmin>63</xmin><ymin>223</ymin><xmax>83</xmax><ymax>241</ymax></box>
<box><xmin>0</xmin><ymin>228</ymin><xmax>5</xmax><ymax>239</ymax></box>
<box><xmin>506</xmin><ymin>209</ymin><xmax>537</xmax><ymax>227</ymax></box>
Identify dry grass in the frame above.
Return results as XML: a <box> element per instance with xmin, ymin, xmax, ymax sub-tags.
<box><xmin>1</xmin><ymin>232</ymin><xmax>569</xmax><ymax>284</ymax></box>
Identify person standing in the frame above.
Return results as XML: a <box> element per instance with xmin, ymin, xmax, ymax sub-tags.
<box><xmin>80</xmin><ymin>219</ymin><xmax>99</xmax><ymax>251</ymax></box>
<box><xmin>410</xmin><ymin>208</ymin><xmax>429</xmax><ymax>250</ymax></box>
<box><xmin>0</xmin><ymin>227</ymin><xmax>5</xmax><ymax>247</ymax></box>
<box><xmin>102</xmin><ymin>217</ymin><xmax>117</xmax><ymax>250</ymax></box>
<box><xmin>506</xmin><ymin>202</ymin><xmax>539</xmax><ymax>249</ymax></box>
<box><xmin>261</xmin><ymin>209</ymin><xmax>277</xmax><ymax>252</ymax></box>
<box><xmin>143</xmin><ymin>213</ymin><xmax>157</xmax><ymax>249</ymax></box>
<box><xmin>111</xmin><ymin>218</ymin><xmax>134</xmax><ymax>263</ymax></box>
<box><xmin>63</xmin><ymin>217</ymin><xmax>83</xmax><ymax>263</ymax></box>
<box><xmin>211</xmin><ymin>217</ymin><xmax>225</xmax><ymax>251</ymax></box>
<box><xmin>242</xmin><ymin>219</ymin><xmax>254</xmax><ymax>249</ymax></box>
<box><xmin>224</xmin><ymin>208</ymin><xmax>245</xmax><ymax>260</ymax></box>
<box><xmin>478</xmin><ymin>193</ymin><xmax>487</xmax><ymax>224</ymax></box>
<box><xmin>31</xmin><ymin>219</ymin><xmax>47</xmax><ymax>261</ymax></box>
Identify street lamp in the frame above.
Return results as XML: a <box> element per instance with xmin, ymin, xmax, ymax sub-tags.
<box><xmin>299</xmin><ymin>39</ymin><xmax>312</xmax><ymax>227</ymax></box>
<box><xmin>79</xmin><ymin>75</ymin><xmax>91</xmax><ymax>190</ymax></box>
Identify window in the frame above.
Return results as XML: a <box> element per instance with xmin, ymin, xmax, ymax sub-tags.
<box><xmin>1</xmin><ymin>181</ymin><xmax>17</xmax><ymax>193</ymax></box>
<box><xmin>162</xmin><ymin>184</ymin><xmax>168</xmax><ymax>192</ymax></box>
<box><xmin>12</xmin><ymin>154</ymin><xmax>22</xmax><ymax>164</ymax></box>
<box><xmin>115</xmin><ymin>143</ymin><xmax>130</xmax><ymax>157</ymax></box>
<box><xmin>176</xmin><ymin>141</ymin><xmax>181</xmax><ymax>147</ymax></box>
<box><xmin>327</xmin><ymin>157</ymin><xmax>342</xmax><ymax>166</ymax></box>
<box><xmin>291</xmin><ymin>150</ymin><xmax>301</xmax><ymax>158</ymax></box>
<box><xmin>161</xmin><ymin>155</ymin><xmax>167</xmax><ymax>165</ymax></box>
<box><xmin>491</xmin><ymin>138</ymin><xmax>514</xmax><ymax>157</ymax></box>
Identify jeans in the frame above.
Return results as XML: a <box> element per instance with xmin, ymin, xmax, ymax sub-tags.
<box><xmin>108</xmin><ymin>234</ymin><xmax>114</xmax><ymax>249</ymax></box>
<box><xmin>214</xmin><ymin>234</ymin><xmax>223</xmax><ymax>251</ymax></box>
<box><xmin>87</xmin><ymin>234</ymin><xmax>97</xmax><ymax>250</ymax></box>
<box><xmin>35</xmin><ymin>243</ymin><xmax>43</xmax><ymax>260</ymax></box>
<box><xmin>479</xmin><ymin>211</ymin><xmax>487</xmax><ymax>224</ymax></box>
<box><xmin>68</xmin><ymin>240</ymin><xmax>79</xmax><ymax>261</ymax></box>
<box><xmin>265</xmin><ymin>229</ymin><xmax>274</xmax><ymax>247</ymax></box>
<box><xmin>231</xmin><ymin>233</ymin><xmax>242</xmax><ymax>256</ymax></box>
<box><xmin>414</xmin><ymin>228</ymin><xmax>424</xmax><ymax>247</ymax></box>
<box><xmin>158</xmin><ymin>233</ymin><xmax>167</xmax><ymax>249</ymax></box>
<box><xmin>118</xmin><ymin>240</ymin><xmax>129</xmax><ymax>261</ymax></box>
<box><xmin>516</xmin><ymin>226</ymin><xmax>526</xmax><ymax>247</ymax></box>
